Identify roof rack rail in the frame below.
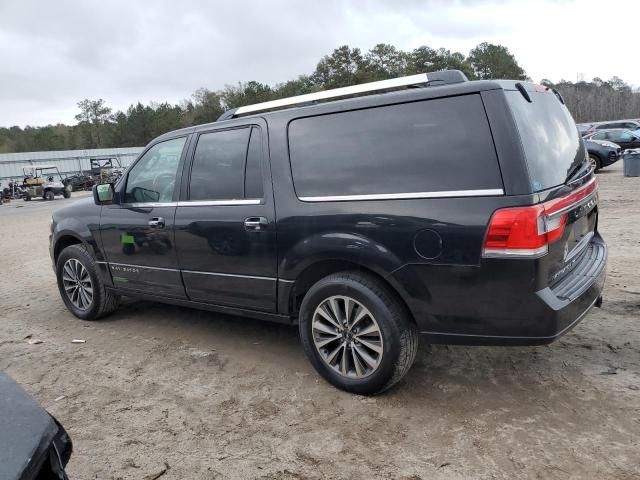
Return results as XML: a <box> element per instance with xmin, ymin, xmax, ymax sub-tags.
<box><xmin>217</xmin><ymin>70</ymin><xmax>468</xmax><ymax>121</ymax></box>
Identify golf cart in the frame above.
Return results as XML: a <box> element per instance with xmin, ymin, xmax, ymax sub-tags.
<box><xmin>1</xmin><ymin>179</ymin><xmax>27</xmax><ymax>203</ymax></box>
<box><xmin>90</xmin><ymin>157</ymin><xmax>124</xmax><ymax>185</ymax></box>
<box><xmin>22</xmin><ymin>166</ymin><xmax>71</xmax><ymax>201</ymax></box>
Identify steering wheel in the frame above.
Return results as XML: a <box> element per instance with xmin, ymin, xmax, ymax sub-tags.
<box><xmin>152</xmin><ymin>173</ymin><xmax>176</xmax><ymax>202</ymax></box>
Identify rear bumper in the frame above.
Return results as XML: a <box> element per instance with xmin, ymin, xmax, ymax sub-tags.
<box><xmin>390</xmin><ymin>234</ymin><xmax>607</xmax><ymax>346</ymax></box>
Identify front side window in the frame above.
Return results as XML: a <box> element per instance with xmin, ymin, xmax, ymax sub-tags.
<box><xmin>592</xmin><ymin>132</ymin><xmax>607</xmax><ymax>140</ymax></box>
<box><xmin>189</xmin><ymin>127</ymin><xmax>264</xmax><ymax>201</ymax></box>
<box><xmin>611</xmin><ymin>131</ymin><xmax>633</xmax><ymax>142</ymax></box>
<box><xmin>125</xmin><ymin>137</ymin><xmax>186</xmax><ymax>203</ymax></box>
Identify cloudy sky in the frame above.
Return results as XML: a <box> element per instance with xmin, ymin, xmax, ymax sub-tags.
<box><xmin>0</xmin><ymin>0</ymin><xmax>636</xmax><ymax>127</ymax></box>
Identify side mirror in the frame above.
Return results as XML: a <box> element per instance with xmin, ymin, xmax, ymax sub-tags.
<box><xmin>93</xmin><ymin>183</ymin><xmax>114</xmax><ymax>205</ymax></box>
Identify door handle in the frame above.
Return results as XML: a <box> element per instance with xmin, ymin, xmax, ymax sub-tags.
<box><xmin>148</xmin><ymin>217</ymin><xmax>165</xmax><ymax>229</ymax></box>
<box><xmin>244</xmin><ymin>217</ymin><xmax>268</xmax><ymax>231</ymax></box>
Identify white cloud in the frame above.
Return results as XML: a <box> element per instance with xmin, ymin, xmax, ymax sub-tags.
<box><xmin>0</xmin><ymin>0</ymin><xmax>636</xmax><ymax>127</ymax></box>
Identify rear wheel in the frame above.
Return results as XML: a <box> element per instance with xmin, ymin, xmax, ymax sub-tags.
<box><xmin>56</xmin><ymin>244</ymin><xmax>120</xmax><ymax>320</ymax></box>
<box><xmin>44</xmin><ymin>190</ymin><xmax>55</xmax><ymax>201</ymax></box>
<box><xmin>299</xmin><ymin>272</ymin><xmax>419</xmax><ymax>395</ymax></box>
<box><xmin>589</xmin><ymin>154</ymin><xmax>601</xmax><ymax>172</ymax></box>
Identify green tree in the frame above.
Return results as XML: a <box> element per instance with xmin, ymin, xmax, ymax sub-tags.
<box><xmin>407</xmin><ymin>46</ymin><xmax>475</xmax><ymax>79</ymax></box>
<box><xmin>362</xmin><ymin>43</ymin><xmax>409</xmax><ymax>80</ymax></box>
<box><xmin>467</xmin><ymin>42</ymin><xmax>526</xmax><ymax>80</ymax></box>
<box><xmin>190</xmin><ymin>88</ymin><xmax>225</xmax><ymax>124</ymax></box>
<box><xmin>221</xmin><ymin>81</ymin><xmax>274</xmax><ymax>109</ymax></box>
<box><xmin>74</xmin><ymin>98</ymin><xmax>113</xmax><ymax>148</ymax></box>
<box><xmin>311</xmin><ymin>45</ymin><xmax>367</xmax><ymax>88</ymax></box>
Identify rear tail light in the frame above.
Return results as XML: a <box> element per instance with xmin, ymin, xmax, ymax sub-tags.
<box><xmin>483</xmin><ymin>178</ymin><xmax>597</xmax><ymax>258</ymax></box>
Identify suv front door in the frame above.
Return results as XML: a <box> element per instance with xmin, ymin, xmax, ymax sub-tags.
<box><xmin>174</xmin><ymin>121</ymin><xmax>278</xmax><ymax>312</ymax></box>
<box><xmin>100</xmin><ymin>136</ymin><xmax>189</xmax><ymax>298</ymax></box>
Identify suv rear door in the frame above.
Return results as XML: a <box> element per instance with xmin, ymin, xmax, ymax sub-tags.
<box><xmin>173</xmin><ymin>120</ymin><xmax>278</xmax><ymax>312</ymax></box>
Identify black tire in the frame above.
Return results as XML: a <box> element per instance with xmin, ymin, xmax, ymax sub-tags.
<box><xmin>44</xmin><ymin>190</ymin><xmax>55</xmax><ymax>201</ymax></box>
<box><xmin>56</xmin><ymin>244</ymin><xmax>120</xmax><ymax>320</ymax></box>
<box><xmin>63</xmin><ymin>188</ymin><xmax>71</xmax><ymax>199</ymax></box>
<box><xmin>24</xmin><ymin>194</ymin><xmax>31</xmax><ymax>201</ymax></box>
<box><xmin>589</xmin><ymin>154</ymin><xmax>601</xmax><ymax>172</ymax></box>
<box><xmin>299</xmin><ymin>271</ymin><xmax>419</xmax><ymax>395</ymax></box>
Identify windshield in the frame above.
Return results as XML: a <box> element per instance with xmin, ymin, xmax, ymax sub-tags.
<box><xmin>505</xmin><ymin>90</ymin><xmax>584</xmax><ymax>191</ymax></box>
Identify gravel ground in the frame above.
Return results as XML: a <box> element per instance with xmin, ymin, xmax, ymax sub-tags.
<box><xmin>1</xmin><ymin>162</ymin><xmax>639</xmax><ymax>480</ymax></box>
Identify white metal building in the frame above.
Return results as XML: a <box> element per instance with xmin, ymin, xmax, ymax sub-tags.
<box><xmin>0</xmin><ymin>147</ymin><xmax>143</xmax><ymax>181</ymax></box>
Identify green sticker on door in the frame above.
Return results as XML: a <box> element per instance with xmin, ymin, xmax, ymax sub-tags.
<box><xmin>121</xmin><ymin>233</ymin><xmax>134</xmax><ymax>245</ymax></box>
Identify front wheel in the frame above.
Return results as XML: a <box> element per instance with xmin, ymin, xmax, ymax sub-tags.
<box><xmin>299</xmin><ymin>272</ymin><xmax>419</xmax><ymax>395</ymax></box>
<box><xmin>44</xmin><ymin>190</ymin><xmax>55</xmax><ymax>201</ymax></box>
<box><xmin>589</xmin><ymin>154</ymin><xmax>601</xmax><ymax>172</ymax></box>
<box><xmin>63</xmin><ymin>188</ymin><xmax>71</xmax><ymax>199</ymax></box>
<box><xmin>56</xmin><ymin>244</ymin><xmax>120</xmax><ymax>320</ymax></box>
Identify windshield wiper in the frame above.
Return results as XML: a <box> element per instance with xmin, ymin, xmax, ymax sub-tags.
<box><xmin>565</xmin><ymin>158</ymin><xmax>591</xmax><ymax>185</ymax></box>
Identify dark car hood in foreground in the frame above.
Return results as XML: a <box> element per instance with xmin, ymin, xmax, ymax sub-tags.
<box><xmin>0</xmin><ymin>372</ymin><xmax>72</xmax><ymax>480</ymax></box>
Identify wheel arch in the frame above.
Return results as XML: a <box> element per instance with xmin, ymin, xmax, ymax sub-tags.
<box><xmin>53</xmin><ymin>233</ymin><xmax>92</xmax><ymax>265</ymax></box>
<box><xmin>281</xmin><ymin>259</ymin><xmax>416</xmax><ymax>326</ymax></box>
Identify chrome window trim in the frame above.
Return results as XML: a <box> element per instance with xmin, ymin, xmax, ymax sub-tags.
<box><xmin>298</xmin><ymin>189</ymin><xmax>504</xmax><ymax>202</ymax></box>
<box><xmin>182</xmin><ymin>270</ymin><xmax>276</xmax><ymax>281</ymax></box>
<box><xmin>121</xmin><ymin>202</ymin><xmax>178</xmax><ymax>208</ymax></box>
<box><xmin>120</xmin><ymin>199</ymin><xmax>263</xmax><ymax>208</ymax></box>
<box><xmin>177</xmin><ymin>199</ymin><xmax>262</xmax><ymax>207</ymax></box>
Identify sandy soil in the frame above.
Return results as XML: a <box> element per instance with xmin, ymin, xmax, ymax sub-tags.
<box><xmin>1</xmin><ymin>162</ymin><xmax>639</xmax><ymax>480</ymax></box>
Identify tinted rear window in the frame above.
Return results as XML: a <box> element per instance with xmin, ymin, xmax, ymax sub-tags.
<box><xmin>288</xmin><ymin>95</ymin><xmax>502</xmax><ymax>199</ymax></box>
<box><xmin>505</xmin><ymin>90</ymin><xmax>583</xmax><ymax>191</ymax></box>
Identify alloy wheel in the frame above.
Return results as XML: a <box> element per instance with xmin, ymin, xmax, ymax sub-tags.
<box><xmin>311</xmin><ymin>295</ymin><xmax>383</xmax><ymax>378</ymax></box>
<box><xmin>62</xmin><ymin>258</ymin><xmax>94</xmax><ymax>310</ymax></box>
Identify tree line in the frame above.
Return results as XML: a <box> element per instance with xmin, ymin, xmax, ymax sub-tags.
<box><xmin>0</xmin><ymin>42</ymin><xmax>637</xmax><ymax>153</ymax></box>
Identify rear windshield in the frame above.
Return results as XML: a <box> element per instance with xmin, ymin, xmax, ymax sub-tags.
<box><xmin>288</xmin><ymin>94</ymin><xmax>503</xmax><ymax>199</ymax></box>
<box><xmin>505</xmin><ymin>90</ymin><xmax>584</xmax><ymax>191</ymax></box>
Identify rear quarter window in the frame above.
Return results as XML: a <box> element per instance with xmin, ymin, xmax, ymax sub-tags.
<box><xmin>288</xmin><ymin>94</ymin><xmax>503</xmax><ymax>199</ymax></box>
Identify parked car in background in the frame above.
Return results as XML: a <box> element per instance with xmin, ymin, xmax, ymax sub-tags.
<box><xmin>585</xmin><ymin>129</ymin><xmax>640</xmax><ymax>151</ymax></box>
<box><xmin>577</xmin><ymin>123</ymin><xmax>595</xmax><ymax>137</ymax></box>
<box><xmin>593</xmin><ymin>120</ymin><xmax>640</xmax><ymax>133</ymax></box>
<box><xmin>584</xmin><ymin>139</ymin><xmax>621</xmax><ymax>171</ymax></box>
<box><xmin>50</xmin><ymin>73</ymin><xmax>606</xmax><ymax>394</ymax></box>
<box><xmin>0</xmin><ymin>372</ymin><xmax>72</xmax><ymax>479</ymax></box>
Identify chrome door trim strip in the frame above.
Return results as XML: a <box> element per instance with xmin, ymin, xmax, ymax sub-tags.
<box><xmin>104</xmin><ymin>262</ymin><xmax>277</xmax><ymax>280</ymax></box>
<box><xmin>177</xmin><ymin>199</ymin><xmax>262</xmax><ymax>207</ymax></box>
<box><xmin>298</xmin><ymin>189</ymin><xmax>504</xmax><ymax>202</ymax></box>
<box><xmin>109</xmin><ymin>262</ymin><xmax>179</xmax><ymax>272</ymax></box>
<box><xmin>182</xmin><ymin>270</ymin><xmax>276</xmax><ymax>281</ymax></box>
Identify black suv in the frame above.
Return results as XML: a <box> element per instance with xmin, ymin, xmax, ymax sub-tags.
<box><xmin>50</xmin><ymin>72</ymin><xmax>606</xmax><ymax>394</ymax></box>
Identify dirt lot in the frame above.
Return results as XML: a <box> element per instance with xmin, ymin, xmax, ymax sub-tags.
<box><xmin>1</xmin><ymin>162</ymin><xmax>639</xmax><ymax>480</ymax></box>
